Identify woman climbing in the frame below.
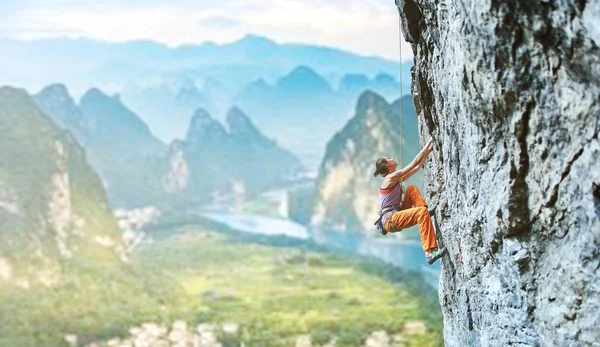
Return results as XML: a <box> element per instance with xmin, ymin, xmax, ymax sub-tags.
<box><xmin>373</xmin><ymin>138</ymin><xmax>447</xmax><ymax>265</ymax></box>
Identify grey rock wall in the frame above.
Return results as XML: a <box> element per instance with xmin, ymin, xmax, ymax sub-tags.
<box><xmin>396</xmin><ymin>0</ymin><xmax>600</xmax><ymax>345</ymax></box>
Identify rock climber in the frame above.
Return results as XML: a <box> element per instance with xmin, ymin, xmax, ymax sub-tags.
<box><xmin>373</xmin><ymin>138</ymin><xmax>447</xmax><ymax>265</ymax></box>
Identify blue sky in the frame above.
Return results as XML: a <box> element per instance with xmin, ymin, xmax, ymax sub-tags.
<box><xmin>0</xmin><ymin>0</ymin><xmax>413</xmax><ymax>61</ymax></box>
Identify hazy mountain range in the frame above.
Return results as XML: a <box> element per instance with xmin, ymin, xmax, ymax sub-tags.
<box><xmin>2</xmin><ymin>33</ymin><xmax>421</xmax><ymax>230</ymax></box>
<box><xmin>122</xmin><ymin>65</ymin><xmax>408</xmax><ymax>169</ymax></box>
<box><xmin>34</xmin><ymin>84</ymin><xmax>168</xmax><ymax>208</ymax></box>
<box><xmin>0</xmin><ymin>34</ymin><xmax>410</xmax><ymax>98</ymax></box>
<box><xmin>32</xmin><ymin>83</ymin><xmax>302</xmax><ymax>209</ymax></box>
<box><xmin>1</xmin><ymin>34</ymin><xmax>412</xmax><ymax>170</ymax></box>
<box><xmin>3</xmin><ymin>75</ymin><xmax>421</xmax><ymax>238</ymax></box>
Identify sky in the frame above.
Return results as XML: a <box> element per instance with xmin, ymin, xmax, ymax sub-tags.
<box><xmin>0</xmin><ymin>0</ymin><xmax>413</xmax><ymax>62</ymax></box>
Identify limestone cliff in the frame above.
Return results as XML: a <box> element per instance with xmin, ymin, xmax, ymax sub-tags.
<box><xmin>0</xmin><ymin>87</ymin><xmax>123</xmax><ymax>287</ymax></box>
<box><xmin>396</xmin><ymin>0</ymin><xmax>600</xmax><ymax>345</ymax></box>
<box><xmin>164</xmin><ymin>107</ymin><xmax>303</xmax><ymax>203</ymax></box>
<box><xmin>35</xmin><ymin>84</ymin><xmax>168</xmax><ymax>208</ymax></box>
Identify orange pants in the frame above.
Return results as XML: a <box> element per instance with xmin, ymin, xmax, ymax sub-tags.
<box><xmin>384</xmin><ymin>184</ymin><xmax>438</xmax><ymax>251</ymax></box>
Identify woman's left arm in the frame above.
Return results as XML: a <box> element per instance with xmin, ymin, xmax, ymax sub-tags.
<box><xmin>402</xmin><ymin>164</ymin><xmax>422</xmax><ymax>181</ymax></box>
<box><xmin>403</xmin><ymin>140</ymin><xmax>434</xmax><ymax>180</ymax></box>
<box><xmin>387</xmin><ymin>139</ymin><xmax>433</xmax><ymax>183</ymax></box>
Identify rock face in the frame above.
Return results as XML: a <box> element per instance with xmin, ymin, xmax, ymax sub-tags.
<box><xmin>397</xmin><ymin>0</ymin><xmax>600</xmax><ymax>345</ymax></box>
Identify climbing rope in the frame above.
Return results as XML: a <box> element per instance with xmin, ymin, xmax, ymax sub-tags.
<box><xmin>397</xmin><ymin>3</ymin><xmax>404</xmax><ymax>168</ymax></box>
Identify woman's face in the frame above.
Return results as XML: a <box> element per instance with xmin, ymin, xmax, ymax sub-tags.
<box><xmin>386</xmin><ymin>157</ymin><xmax>397</xmax><ymax>171</ymax></box>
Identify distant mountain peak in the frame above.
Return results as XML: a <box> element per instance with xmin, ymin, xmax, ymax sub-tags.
<box><xmin>36</xmin><ymin>83</ymin><xmax>77</xmax><ymax>107</ymax></box>
<box><xmin>175</xmin><ymin>79</ymin><xmax>207</xmax><ymax>106</ymax></box>
<box><xmin>177</xmin><ymin>79</ymin><xmax>201</xmax><ymax>95</ymax></box>
<box><xmin>186</xmin><ymin>108</ymin><xmax>227</xmax><ymax>142</ymax></box>
<box><xmin>226</xmin><ymin>107</ymin><xmax>260</xmax><ymax>137</ymax></box>
<box><xmin>38</xmin><ymin>83</ymin><xmax>70</xmax><ymax>96</ymax></box>
<box><xmin>192</xmin><ymin>107</ymin><xmax>211</xmax><ymax>119</ymax></box>
<box><xmin>243</xmin><ymin>78</ymin><xmax>272</xmax><ymax>93</ymax></box>
<box><xmin>226</xmin><ymin>106</ymin><xmax>246</xmax><ymax>120</ymax></box>
<box><xmin>81</xmin><ymin>87</ymin><xmax>106</xmax><ymax>102</ymax></box>
<box><xmin>288</xmin><ymin>65</ymin><xmax>320</xmax><ymax>78</ymax></box>
<box><xmin>79</xmin><ymin>87</ymin><xmax>124</xmax><ymax>109</ymax></box>
<box><xmin>252</xmin><ymin>78</ymin><xmax>270</xmax><ymax>88</ymax></box>
<box><xmin>34</xmin><ymin>83</ymin><xmax>82</xmax><ymax>128</ymax></box>
<box><xmin>357</xmin><ymin>89</ymin><xmax>387</xmax><ymax>105</ymax></box>
<box><xmin>233</xmin><ymin>34</ymin><xmax>276</xmax><ymax>47</ymax></box>
<box><xmin>0</xmin><ymin>86</ymin><xmax>28</xmax><ymax>101</ymax></box>
<box><xmin>374</xmin><ymin>73</ymin><xmax>398</xmax><ymax>84</ymax></box>
<box><xmin>79</xmin><ymin>86</ymin><xmax>161</xmax><ymax>144</ymax></box>
<box><xmin>278</xmin><ymin>65</ymin><xmax>332</xmax><ymax>93</ymax></box>
<box><xmin>339</xmin><ymin>74</ymin><xmax>370</xmax><ymax>92</ymax></box>
<box><xmin>355</xmin><ymin>90</ymin><xmax>389</xmax><ymax>120</ymax></box>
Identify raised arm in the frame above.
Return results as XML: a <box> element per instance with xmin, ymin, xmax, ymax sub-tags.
<box><xmin>401</xmin><ymin>160</ymin><xmax>424</xmax><ymax>182</ymax></box>
<box><xmin>386</xmin><ymin>139</ymin><xmax>433</xmax><ymax>184</ymax></box>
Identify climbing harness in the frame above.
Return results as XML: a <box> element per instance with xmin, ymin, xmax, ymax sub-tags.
<box><xmin>374</xmin><ymin>184</ymin><xmax>406</xmax><ymax>235</ymax></box>
<box><xmin>374</xmin><ymin>203</ymin><xmax>402</xmax><ymax>234</ymax></box>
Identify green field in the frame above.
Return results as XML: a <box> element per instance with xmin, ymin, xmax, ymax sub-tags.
<box><xmin>0</xmin><ymin>226</ymin><xmax>442</xmax><ymax>347</ymax></box>
<box><xmin>131</xmin><ymin>227</ymin><xmax>443</xmax><ymax>346</ymax></box>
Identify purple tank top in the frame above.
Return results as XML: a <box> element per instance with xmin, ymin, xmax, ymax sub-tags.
<box><xmin>379</xmin><ymin>183</ymin><xmax>404</xmax><ymax>226</ymax></box>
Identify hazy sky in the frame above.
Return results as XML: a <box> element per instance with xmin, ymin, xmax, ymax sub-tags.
<box><xmin>0</xmin><ymin>0</ymin><xmax>413</xmax><ymax>61</ymax></box>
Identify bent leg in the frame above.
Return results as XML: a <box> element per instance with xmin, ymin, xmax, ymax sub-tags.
<box><xmin>385</xmin><ymin>208</ymin><xmax>420</xmax><ymax>232</ymax></box>
<box><xmin>386</xmin><ymin>206</ymin><xmax>437</xmax><ymax>251</ymax></box>
<box><xmin>415</xmin><ymin>206</ymin><xmax>437</xmax><ymax>251</ymax></box>
<box><xmin>403</xmin><ymin>184</ymin><xmax>428</xmax><ymax>209</ymax></box>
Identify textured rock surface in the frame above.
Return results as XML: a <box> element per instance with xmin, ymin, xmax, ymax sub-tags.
<box><xmin>397</xmin><ymin>0</ymin><xmax>600</xmax><ymax>345</ymax></box>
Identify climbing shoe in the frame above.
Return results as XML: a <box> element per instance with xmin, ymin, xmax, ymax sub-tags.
<box><xmin>428</xmin><ymin>205</ymin><xmax>437</xmax><ymax>216</ymax></box>
<box><xmin>426</xmin><ymin>247</ymin><xmax>447</xmax><ymax>265</ymax></box>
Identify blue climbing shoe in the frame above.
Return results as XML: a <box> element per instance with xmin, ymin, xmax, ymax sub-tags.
<box><xmin>426</xmin><ymin>247</ymin><xmax>447</xmax><ymax>265</ymax></box>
